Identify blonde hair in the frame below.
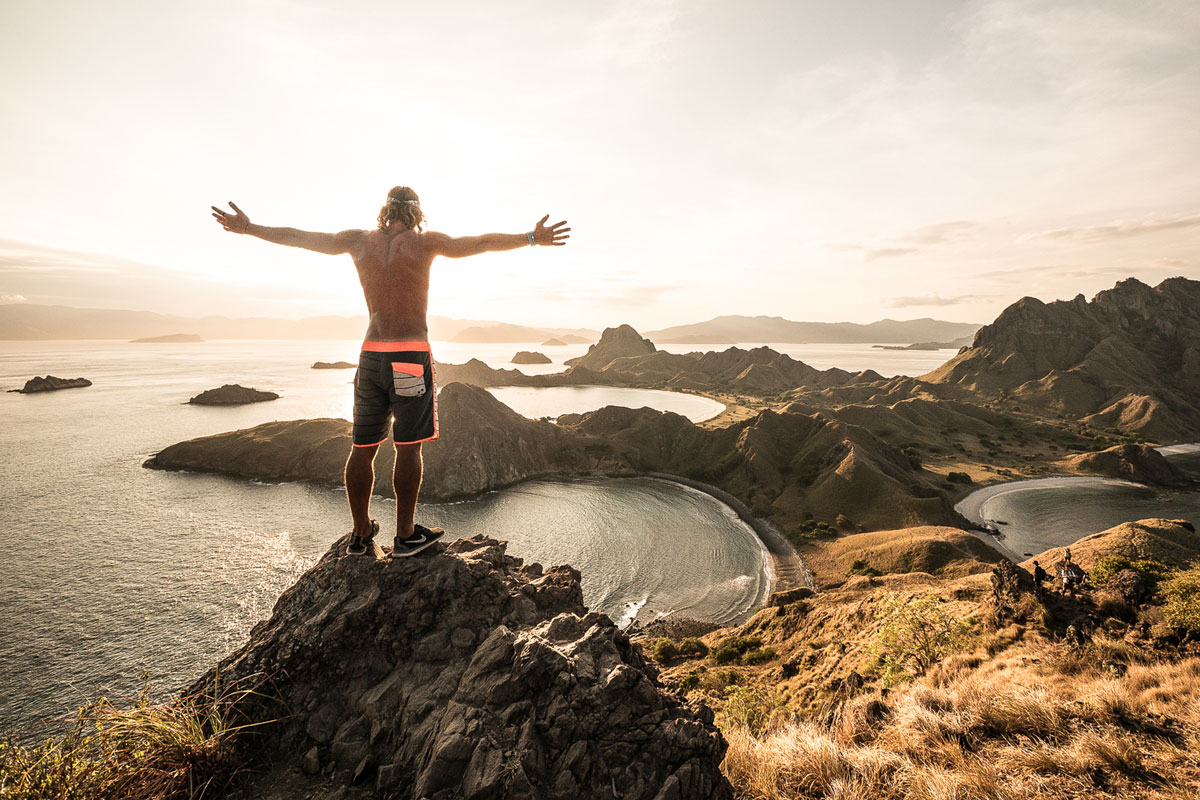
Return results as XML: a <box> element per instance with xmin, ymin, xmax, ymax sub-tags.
<box><xmin>377</xmin><ymin>186</ymin><xmax>425</xmax><ymax>231</ymax></box>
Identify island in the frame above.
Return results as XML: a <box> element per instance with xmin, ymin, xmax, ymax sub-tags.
<box><xmin>311</xmin><ymin>361</ymin><xmax>356</xmax><ymax>369</ymax></box>
<box><xmin>129</xmin><ymin>333</ymin><xmax>205</xmax><ymax>343</ymax></box>
<box><xmin>510</xmin><ymin>350</ymin><xmax>552</xmax><ymax>364</ymax></box>
<box><xmin>9</xmin><ymin>375</ymin><xmax>92</xmax><ymax>393</ymax></box>
<box><xmin>541</xmin><ymin>337</ymin><xmax>567</xmax><ymax>346</ymax></box>
<box><xmin>187</xmin><ymin>384</ymin><xmax>279</xmax><ymax>405</ymax></box>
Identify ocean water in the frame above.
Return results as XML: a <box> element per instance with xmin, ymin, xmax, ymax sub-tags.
<box><xmin>955</xmin><ymin>448</ymin><xmax>1200</xmax><ymax>559</ymax></box>
<box><xmin>0</xmin><ymin>340</ymin><xmax>768</xmax><ymax>735</ymax></box>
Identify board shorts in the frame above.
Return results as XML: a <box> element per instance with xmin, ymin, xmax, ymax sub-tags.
<box><xmin>352</xmin><ymin>340</ymin><xmax>439</xmax><ymax>447</ymax></box>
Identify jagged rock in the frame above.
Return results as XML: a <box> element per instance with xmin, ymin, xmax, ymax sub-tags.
<box><xmin>510</xmin><ymin>351</ymin><xmax>552</xmax><ymax>364</ymax></box>
<box><xmin>195</xmin><ymin>535</ymin><xmax>732</xmax><ymax>800</ymax></box>
<box><xmin>188</xmin><ymin>384</ymin><xmax>279</xmax><ymax>405</ymax></box>
<box><xmin>565</xmin><ymin>324</ymin><xmax>657</xmax><ymax>371</ymax></box>
<box><xmin>10</xmin><ymin>375</ymin><xmax>92</xmax><ymax>393</ymax></box>
<box><xmin>925</xmin><ymin>277</ymin><xmax>1200</xmax><ymax>438</ymax></box>
<box><xmin>990</xmin><ymin>559</ymin><xmax>1032</xmax><ymax>621</ymax></box>
<box><xmin>769</xmin><ymin>587</ymin><xmax>814</xmax><ymax>607</ymax></box>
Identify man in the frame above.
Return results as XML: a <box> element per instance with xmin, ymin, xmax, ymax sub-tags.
<box><xmin>211</xmin><ymin>187</ymin><xmax>570</xmax><ymax>557</ymax></box>
<box><xmin>1031</xmin><ymin>560</ymin><xmax>1048</xmax><ymax>599</ymax></box>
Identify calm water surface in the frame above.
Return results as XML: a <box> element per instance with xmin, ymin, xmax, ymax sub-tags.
<box><xmin>0</xmin><ymin>340</ymin><xmax>767</xmax><ymax>735</ymax></box>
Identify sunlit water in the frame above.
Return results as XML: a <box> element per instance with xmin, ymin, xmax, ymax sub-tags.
<box><xmin>955</xmin><ymin>449</ymin><xmax>1200</xmax><ymax>559</ymax></box>
<box><xmin>0</xmin><ymin>340</ymin><xmax>770</xmax><ymax>735</ymax></box>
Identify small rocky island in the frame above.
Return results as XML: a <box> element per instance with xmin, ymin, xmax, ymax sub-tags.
<box><xmin>9</xmin><ymin>375</ymin><xmax>92</xmax><ymax>393</ymax></box>
<box><xmin>311</xmin><ymin>361</ymin><xmax>356</xmax><ymax>369</ymax></box>
<box><xmin>130</xmin><ymin>333</ymin><xmax>205</xmax><ymax>343</ymax></box>
<box><xmin>541</xmin><ymin>337</ymin><xmax>567</xmax><ymax>346</ymax></box>
<box><xmin>188</xmin><ymin>384</ymin><xmax>279</xmax><ymax>405</ymax></box>
<box><xmin>511</xmin><ymin>350</ymin><xmax>552</xmax><ymax>364</ymax></box>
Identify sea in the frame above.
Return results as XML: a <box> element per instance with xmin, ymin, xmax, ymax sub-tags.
<box><xmin>955</xmin><ymin>447</ymin><xmax>1200</xmax><ymax>560</ymax></box>
<box><xmin>0</xmin><ymin>337</ymin><xmax>960</xmax><ymax>734</ymax></box>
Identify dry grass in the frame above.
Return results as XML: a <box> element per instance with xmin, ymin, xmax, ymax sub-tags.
<box><xmin>720</xmin><ymin>650</ymin><xmax>1200</xmax><ymax>799</ymax></box>
<box><xmin>0</xmin><ymin>674</ymin><xmax>275</xmax><ymax>800</ymax></box>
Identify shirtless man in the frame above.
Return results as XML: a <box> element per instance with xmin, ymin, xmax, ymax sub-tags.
<box><xmin>211</xmin><ymin>187</ymin><xmax>570</xmax><ymax>557</ymax></box>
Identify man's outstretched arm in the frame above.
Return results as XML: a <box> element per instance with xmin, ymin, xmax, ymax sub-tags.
<box><xmin>211</xmin><ymin>202</ymin><xmax>361</xmax><ymax>255</ymax></box>
<box><xmin>429</xmin><ymin>215</ymin><xmax>570</xmax><ymax>258</ymax></box>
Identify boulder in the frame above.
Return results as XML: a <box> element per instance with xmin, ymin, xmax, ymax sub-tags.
<box><xmin>195</xmin><ymin>535</ymin><xmax>732</xmax><ymax>799</ymax></box>
<box><xmin>188</xmin><ymin>384</ymin><xmax>279</xmax><ymax>405</ymax></box>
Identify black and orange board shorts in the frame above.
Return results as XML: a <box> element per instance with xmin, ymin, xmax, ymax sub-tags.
<box><xmin>352</xmin><ymin>340</ymin><xmax>439</xmax><ymax>447</ymax></box>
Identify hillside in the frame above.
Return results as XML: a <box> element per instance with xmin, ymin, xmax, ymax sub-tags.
<box><xmin>924</xmin><ymin>277</ymin><xmax>1200</xmax><ymax>440</ymax></box>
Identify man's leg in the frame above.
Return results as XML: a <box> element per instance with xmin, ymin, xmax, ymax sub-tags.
<box><xmin>394</xmin><ymin>442</ymin><xmax>422</xmax><ymax>540</ymax></box>
<box><xmin>345</xmin><ymin>444</ymin><xmax>380</xmax><ymax>538</ymax></box>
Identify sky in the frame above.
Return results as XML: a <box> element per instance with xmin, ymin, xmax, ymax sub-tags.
<box><xmin>1</xmin><ymin>0</ymin><xmax>1198</xmax><ymax>329</ymax></box>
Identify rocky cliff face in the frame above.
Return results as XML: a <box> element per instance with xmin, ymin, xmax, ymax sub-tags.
<box><xmin>565</xmin><ymin>324</ymin><xmax>657</xmax><ymax>371</ymax></box>
<box><xmin>197</xmin><ymin>535</ymin><xmax>732</xmax><ymax>800</ymax></box>
<box><xmin>924</xmin><ymin>277</ymin><xmax>1200</xmax><ymax>439</ymax></box>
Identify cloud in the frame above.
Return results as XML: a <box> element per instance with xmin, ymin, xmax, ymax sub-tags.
<box><xmin>972</xmin><ymin>260</ymin><xmax>1195</xmax><ymax>284</ymax></box>
<box><xmin>832</xmin><ymin>220</ymin><xmax>977</xmax><ymax>260</ymax></box>
<box><xmin>884</xmin><ymin>293</ymin><xmax>988</xmax><ymax>308</ymax></box>
<box><xmin>0</xmin><ymin>293</ymin><xmax>25</xmax><ymax>303</ymax></box>
<box><xmin>1025</xmin><ymin>213</ymin><xmax>1200</xmax><ymax>243</ymax></box>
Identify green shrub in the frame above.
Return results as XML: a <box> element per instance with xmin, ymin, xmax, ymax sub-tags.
<box><xmin>946</xmin><ymin>471</ymin><xmax>974</xmax><ymax>484</ymax></box>
<box><xmin>646</xmin><ymin>637</ymin><xmax>709</xmax><ymax>663</ymax></box>
<box><xmin>1089</xmin><ymin>556</ymin><xmax>1172</xmax><ymax>588</ymax></box>
<box><xmin>740</xmin><ymin>647</ymin><xmax>777</xmax><ymax>666</ymax></box>
<box><xmin>870</xmin><ymin>594</ymin><xmax>972</xmax><ymax>687</ymax></box>
<box><xmin>901</xmin><ymin>445</ymin><xmax>922</xmax><ymax>469</ymax></box>
<box><xmin>848</xmin><ymin>559</ymin><xmax>881</xmax><ymax>577</ymax></box>
<box><xmin>785</xmin><ymin>520</ymin><xmax>837</xmax><ymax>546</ymax></box>
<box><xmin>1163</xmin><ymin>566</ymin><xmax>1200</xmax><ymax>633</ymax></box>
<box><xmin>721</xmin><ymin>686</ymin><xmax>780</xmax><ymax>734</ymax></box>
<box><xmin>711</xmin><ymin>635</ymin><xmax>764</xmax><ymax>665</ymax></box>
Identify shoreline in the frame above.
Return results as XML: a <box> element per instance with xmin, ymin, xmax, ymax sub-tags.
<box><xmin>644</xmin><ymin>471</ymin><xmax>814</xmax><ymax>597</ymax></box>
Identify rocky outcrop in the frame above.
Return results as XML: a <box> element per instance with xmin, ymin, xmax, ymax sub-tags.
<box><xmin>148</xmin><ymin>383</ymin><xmax>963</xmax><ymax>531</ymax></box>
<box><xmin>150</xmin><ymin>384</ymin><xmax>595</xmax><ymax>499</ymax></box>
<box><xmin>1056</xmin><ymin>443</ymin><xmax>1195</xmax><ymax>488</ymax></box>
<box><xmin>923</xmin><ymin>277</ymin><xmax>1200</xmax><ymax>439</ymax></box>
<box><xmin>196</xmin><ymin>535</ymin><xmax>732</xmax><ymax>800</ymax></box>
<box><xmin>188</xmin><ymin>384</ymin><xmax>279</xmax><ymax>405</ymax></box>
<box><xmin>312</xmin><ymin>361</ymin><xmax>356</xmax><ymax>369</ymax></box>
<box><xmin>129</xmin><ymin>333</ymin><xmax>204</xmax><ymax>343</ymax></box>
<box><xmin>511</xmin><ymin>351</ymin><xmax>552</xmax><ymax>364</ymax></box>
<box><xmin>9</xmin><ymin>375</ymin><xmax>92</xmax><ymax>393</ymax></box>
<box><xmin>565</xmin><ymin>324</ymin><xmax>657</xmax><ymax>371</ymax></box>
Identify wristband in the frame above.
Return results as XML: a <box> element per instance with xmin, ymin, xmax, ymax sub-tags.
<box><xmin>526</xmin><ymin>231</ymin><xmax>536</xmax><ymax>246</ymax></box>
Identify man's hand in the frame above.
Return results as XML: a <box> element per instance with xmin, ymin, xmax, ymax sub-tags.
<box><xmin>533</xmin><ymin>215</ymin><xmax>570</xmax><ymax>246</ymax></box>
<box><xmin>212</xmin><ymin>202</ymin><xmax>251</xmax><ymax>234</ymax></box>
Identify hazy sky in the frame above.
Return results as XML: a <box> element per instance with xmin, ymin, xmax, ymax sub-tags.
<box><xmin>1</xmin><ymin>0</ymin><xmax>1198</xmax><ymax>328</ymax></box>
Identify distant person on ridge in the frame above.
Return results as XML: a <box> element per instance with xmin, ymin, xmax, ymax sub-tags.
<box><xmin>211</xmin><ymin>188</ymin><xmax>570</xmax><ymax>557</ymax></box>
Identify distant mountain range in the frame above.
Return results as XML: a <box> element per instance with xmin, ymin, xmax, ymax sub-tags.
<box><xmin>645</xmin><ymin>315</ymin><xmax>981</xmax><ymax>344</ymax></box>
<box><xmin>0</xmin><ymin>303</ymin><xmax>980</xmax><ymax>346</ymax></box>
<box><xmin>0</xmin><ymin>304</ymin><xmax>598</xmax><ymax>343</ymax></box>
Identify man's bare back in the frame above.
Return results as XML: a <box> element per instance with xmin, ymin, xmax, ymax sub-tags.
<box><xmin>210</xmin><ymin>189</ymin><xmax>569</xmax><ymax>557</ymax></box>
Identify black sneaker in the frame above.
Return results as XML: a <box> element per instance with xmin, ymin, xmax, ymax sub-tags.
<box><xmin>347</xmin><ymin>520</ymin><xmax>379</xmax><ymax>556</ymax></box>
<box><xmin>390</xmin><ymin>524</ymin><xmax>445</xmax><ymax>558</ymax></box>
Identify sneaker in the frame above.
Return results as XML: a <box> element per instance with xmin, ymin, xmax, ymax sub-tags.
<box><xmin>347</xmin><ymin>519</ymin><xmax>380</xmax><ymax>556</ymax></box>
<box><xmin>390</xmin><ymin>524</ymin><xmax>445</xmax><ymax>558</ymax></box>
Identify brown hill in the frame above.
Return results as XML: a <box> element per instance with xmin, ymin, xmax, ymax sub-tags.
<box><xmin>1021</xmin><ymin>517</ymin><xmax>1200</xmax><ymax>572</ymax></box>
<box><xmin>565</xmin><ymin>324</ymin><xmax>657</xmax><ymax>370</ymax></box>
<box><xmin>1055</xmin><ymin>443</ymin><xmax>1195</xmax><ymax>488</ymax></box>
<box><xmin>801</xmin><ymin>526</ymin><xmax>1003</xmax><ymax>587</ymax></box>
<box><xmin>924</xmin><ymin>277</ymin><xmax>1200</xmax><ymax>439</ymax></box>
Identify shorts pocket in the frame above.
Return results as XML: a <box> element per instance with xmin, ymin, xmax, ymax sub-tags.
<box><xmin>392</xmin><ymin>362</ymin><xmax>427</xmax><ymax>397</ymax></box>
